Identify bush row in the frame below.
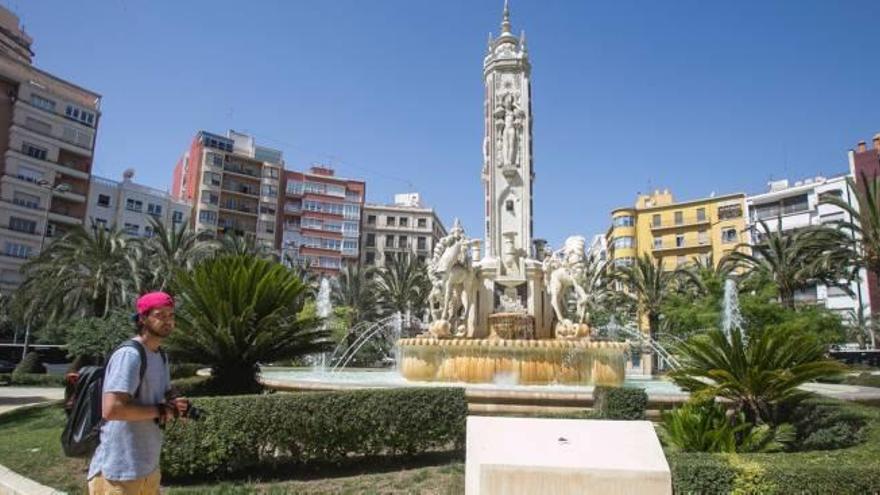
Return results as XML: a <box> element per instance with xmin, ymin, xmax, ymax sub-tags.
<box><xmin>160</xmin><ymin>387</ymin><xmax>467</xmax><ymax>480</ymax></box>
<box><xmin>0</xmin><ymin>373</ymin><xmax>65</xmax><ymax>387</ymax></box>
<box><xmin>593</xmin><ymin>386</ymin><xmax>648</xmax><ymax>420</ymax></box>
<box><xmin>668</xmin><ymin>401</ymin><xmax>880</xmax><ymax>494</ymax></box>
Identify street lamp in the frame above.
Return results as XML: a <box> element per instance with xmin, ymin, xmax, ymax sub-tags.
<box><xmin>21</xmin><ymin>180</ymin><xmax>71</xmax><ymax>360</ymax></box>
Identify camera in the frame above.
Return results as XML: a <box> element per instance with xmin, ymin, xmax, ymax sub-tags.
<box><xmin>181</xmin><ymin>404</ymin><xmax>204</xmax><ymax>421</ymax></box>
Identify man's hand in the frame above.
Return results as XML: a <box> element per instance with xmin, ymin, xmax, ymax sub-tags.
<box><xmin>169</xmin><ymin>397</ymin><xmax>191</xmax><ymax>421</ymax></box>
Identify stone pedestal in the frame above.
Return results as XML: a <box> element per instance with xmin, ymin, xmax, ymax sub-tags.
<box><xmin>465</xmin><ymin>416</ymin><xmax>671</xmax><ymax>495</ymax></box>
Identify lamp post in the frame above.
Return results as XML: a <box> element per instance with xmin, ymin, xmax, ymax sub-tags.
<box><xmin>22</xmin><ymin>180</ymin><xmax>70</xmax><ymax>360</ymax></box>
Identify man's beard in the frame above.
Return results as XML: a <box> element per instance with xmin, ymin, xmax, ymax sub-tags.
<box><xmin>147</xmin><ymin>325</ymin><xmax>172</xmax><ymax>339</ymax></box>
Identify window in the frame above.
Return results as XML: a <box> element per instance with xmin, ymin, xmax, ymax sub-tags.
<box><xmin>97</xmin><ymin>194</ymin><xmax>111</xmax><ymax>207</ymax></box>
<box><xmin>417</xmin><ymin>218</ymin><xmax>427</xmax><ymax>229</ymax></box>
<box><xmin>13</xmin><ymin>192</ymin><xmax>40</xmax><ymax>209</ymax></box>
<box><xmin>505</xmin><ymin>200</ymin><xmax>514</xmax><ymax>212</ymax></box>
<box><xmin>208</xmin><ymin>153</ymin><xmax>224</xmax><ymax>167</ymax></box>
<box><xmin>263</xmin><ymin>167</ymin><xmax>279</xmax><ymax>179</ymax></box>
<box><xmin>65</xmin><ymin>105</ymin><xmax>96</xmax><ymax>127</ymax></box>
<box><xmin>698</xmin><ymin>230</ymin><xmax>708</xmax><ymax>245</ymax></box>
<box><xmin>343</xmin><ymin>204</ymin><xmax>359</xmax><ymax>219</ymax></box>
<box><xmin>367</xmin><ymin>214</ymin><xmax>376</xmax><ymax>225</ymax></box>
<box><xmin>147</xmin><ymin>203</ymin><xmax>162</xmax><ymax>216</ymax></box>
<box><xmin>342</xmin><ymin>240</ymin><xmax>358</xmax><ymax>254</ymax></box>
<box><xmin>93</xmin><ymin>218</ymin><xmax>108</xmax><ymax>230</ymax></box>
<box><xmin>25</xmin><ymin>117</ymin><xmax>52</xmax><ymax>135</ymax></box>
<box><xmin>818</xmin><ymin>190</ymin><xmax>844</xmax><ymax>202</ymax></box>
<box><xmin>722</xmin><ymin>228</ymin><xmax>738</xmax><ymax>244</ymax></box>
<box><xmin>696</xmin><ymin>208</ymin><xmax>706</xmax><ymax>222</ymax></box>
<box><xmin>612</xmin><ymin>236</ymin><xmax>634</xmax><ymax>249</ymax></box>
<box><xmin>653</xmin><ymin>237</ymin><xmax>663</xmax><ymax>249</ymax></box>
<box><xmin>385</xmin><ymin>234</ymin><xmax>395</xmax><ymax>247</ymax></box>
<box><xmin>366</xmin><ymin>233</ymin><xmax>376</xmax><ymax>247</ymax></box>
<box><xmin>674</xmin><ymin>211</ymin><xmax>683</xmax><ymax>225</ymax></box>
<box><xmin>9</xmin><ymin>217</ymin><xmax>36</xmax><ymax>234</ymax></box>
<box><xmin>123</xmin><ymin>223</ymin><xmax>139</xmax><ymax>235</ymax></box>
<box><xmin>417</xmin><ymin>236</ymin><xmax>427</xmax><ymax>250</ymax></box>
<box><xmin>203</xmin><ymin>171</ymin><xmax>221</xmax><ymax>186</ymax></box>
<box><xmin>201</xmin><ymin>191</ymin><xmax>219</xmax><ymax>205</ymax></box>
<box><xmin>21</xmin><ymin>142</ymin><xmax>47</xmax><ymax>161</ymax></box>
<box><xmin>30</xmin><ymin>94</ymin><xmax>56</xmax><ymax>112</ymax></box>
<box><xmin>613</xmin><ymin>215</ymin><xmax>634</xmax><ymax>227</ymax></box>
<box><xmin>718</xmin><ymin>204</ymin><xmax>744</xmax><ymax>220</ymax></box>
<box><xmin>144</xmin><ymin>225</ymin><xmax>155</xmax><ymax>238</ymax></box>
<box><xmin>675</xmin><ymin>234</ymin><xmax>685</xmax><ymax>247</ymax></box>
<box><xmin>386</xmin><ymin>216</ymin><xmax>396</xmax><ymax>226</ymax></box>
<box><xmin>365</xmin><ymin>251</ymin><xmax>376</xmax><ymax>265</ymax></box>
<box><xmin>260</xmin><ymin>205</ymin><xmax>276</xmax><ymax>216</ymax></box>
<box><xmin>262</xmin><ymin>185</ymin><xmax>278</xmax><ymax>197</ymax></box>
<box><xmin>652</xmin><ymin>214</ymin><xmax>661</xmax><ymax>227</ymax></box>
<box><xmin>400</xmin><ymin>217</ymin><xmax>409</xmax><ymax>227</ymax></box>
<box><xmin>16</xmin><ymin>165</ymin><xmax>43</xmax><ymax>183</ymax></box>
<box><xmin>172</xmin><ymin>211</ymin><xmax>184</xmax><ymax>224</ymax></box>
<box><xmin>398</xmin><ymin>235</ymin><xmax>407</xmax><ymax>248</ymax></box>
<box><xmin>198</xmin><ymin>210</ymin><xmax>217</xmax><ymax>225</ymax></box>
<box><xmin>125</xmin><ymin>199</ymin><xmax>143</xmax><ymax>212</ymax></box>
<box><xmin>4</xmin><ymin>242</ymin><xmax>31</xmax><ymax>259</ymax></box>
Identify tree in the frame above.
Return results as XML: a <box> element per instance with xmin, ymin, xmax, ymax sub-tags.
<box><xmin>166</xmin><ymin>255</ymin><xmax>331</xmax><ymax>394</ymax></box>
<box><xmin>133</xmin><ymin>217</ymin><xmax>217</xmax><ymax>292</ymax></box>
<box><xmin>65</xmin><ymin>311</ymin><xmax>135</xmax><ymax>362</ymax></box>
<box><xmin>332</xmin><ymin>263</ymin><xmax>379</xmax><ymax>324</ymax></box>
<box><xmin>217</xmin><ymin>232</ymin><xmax>276</xmax><ymax>260</ymax></box>
<box><xmin>724</xmin><ymin>219</ymin><xmax>852</xmax><ymax>310</ymax></box>
<box><xmin>19</xmin><ymin>225</ymin><xmax>140</xmax><ymax>320</ymax></box>
<box><xmin>375</xmin><ymin>254</ymin><xmax>431</xmax><ymax>316</ymax></box>
<box><xmin>612</xmin><ymin>254</ymin><xmax>682</xmax><ymax>339</ymax></box>
<box><xmin>819</xmin><ymin>173</ymin><xmax>880</xmax><ymax>284</ymax></box>
<box><xmin>670</xmin><ymin>325</ymin><xmax>845</xmax><ymax>425</ymax></box>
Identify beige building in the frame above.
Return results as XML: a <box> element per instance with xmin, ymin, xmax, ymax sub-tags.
<box><xmin>0</xmin><ymin>7</ymin><xmax>101</xmax><ymax>290</ymax></box>
<box><xmin>361</xmin><ymin>193</ymin><xmax>446</xmax><ymax>268</ymax></box>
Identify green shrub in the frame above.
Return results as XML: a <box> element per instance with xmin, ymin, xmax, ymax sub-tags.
<box><xmin>65</xmin><ymin>311</ymin><xmax>135</xmax><ymax>362</ymax></box>
<box><xmin>667</xmin><ymin>400</ymin><xmax>880</xmax><ymax>494</ymax></box>
<box><xmin>169</xmin><ymin>376</ymin><xmax>223</xmax><ymax>398</ymax></box>
<box><xmin>843</xmin><ymin>372</ymin><xmax>880</xmax><ymax>388</ymax></box>
<box><xmin>0</xmin><ymin>373</ymin><xmax>65</xmax><ymax>387</ymax></box>
<box><xmin>161</xmin><ymin>387</ymin><xmax>467</xmax><ymax>480</ymax></box>
<box><xmin>169</xmin><ymin>363</ymin><xmax>203</xmax><ymax>379</ymax></box>
<box><xmin>13</xmin><ymin>352</ymin><xmax>46</xmax><ymax>375</ymax></box>
<box><xmin>593</xmin><ymin>386</ymin><xmax>647</xmax><ymax>420</ymax></box>
<box><xmin>787</xmin><ymin>399</ymin><xmax>869</xmax><ymax>451</ymax></box>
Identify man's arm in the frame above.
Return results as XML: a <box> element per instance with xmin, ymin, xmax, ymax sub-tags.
<box><xmin>102</xmin><ymin>391</ymin><xmax>173</xmax><ymax>422</ymax></box>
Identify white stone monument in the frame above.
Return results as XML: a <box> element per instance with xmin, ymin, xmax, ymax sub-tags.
<box><xmin>466</xmin><ymin>416</ymin><xmax>672</xmax><ymax>495</ymax></box>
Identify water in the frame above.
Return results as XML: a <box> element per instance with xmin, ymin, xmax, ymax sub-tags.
<box><xmin>329</xmin><ymin>313</ymin><xmax>409</xmax><ymax>371</ymax></box>
<box><xmin>315</xmin><ymin>278</ymin><xmax>332</xmax><ymax>370</ymax></box>
<box><xmin>721</xmin><ymin>278</ymin><xmax>744</xmax><ymax>343</ymax></box>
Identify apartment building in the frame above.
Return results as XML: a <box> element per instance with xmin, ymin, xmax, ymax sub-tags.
<box><xmin>361</xmin><ymin>193</ymin><xmax>446</xmax><ymax>268</ymax></box>
<box><xmin>746</xmin><ymin>174</ymin><xmax>870</xmax><ymax>317</ymax></box>
<box><xmin>171</xmin><ymin>130</ymin><xmax>282</xmax><ymax>248</ymax></box>
<box><xmin>86</xmin><ymin>170</ymin><xmax>191</xmax><ymax>236</ymax></box>
<box><xmin>0</xmin><ymin>7</ymin><xmax>101</xmax><ymax>290</ymax></box>
<box><xmin>279</xmin><ymin>166</ymin><xmax>365</xmax><ymax>275</ymax></box>
<box><xmin>607</xmin><ymin>189</ymin><xmax>749</xmax><ymax>271</ymax></box>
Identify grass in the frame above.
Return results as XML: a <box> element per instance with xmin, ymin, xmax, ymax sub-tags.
<box><xmin>0</xmin><ymin>405</ymin><xmax>464</xmax><ymax>495</ymax></box>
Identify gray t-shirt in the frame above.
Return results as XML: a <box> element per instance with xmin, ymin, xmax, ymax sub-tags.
<box><xmin>88</xmin><ymin>341</ymin><xmax>170</xmax><ymax>481</ymax></box>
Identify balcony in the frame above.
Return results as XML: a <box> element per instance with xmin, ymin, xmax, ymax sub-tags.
<box><xmin>221</xmin><ymin>183</ymin><xmax>260</xmax><ymax>198</ymax></box>
<box><xmin>650</xmin><ymin>216</ymin><xmax>710</xmax><ymax>231</ymax></box>
<box><xmin>651</xmin><ymin>241</ymin><xmax>711</xmax><ymax>253</ymax></box>
<box><xmin>223</xmin><ymin>163</ymin><xmax>261</xmax><ymax>180</ymax></box>
<box><xmin>6</xmin><ymin>149</ymin><xmax>90</xmax><ymax>181</ymax></box>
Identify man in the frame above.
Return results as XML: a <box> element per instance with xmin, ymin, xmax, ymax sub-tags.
<box><xmin>87</xmin><ymin>291</ymin><xmax>189</xmax><ymax>494</ymax></box>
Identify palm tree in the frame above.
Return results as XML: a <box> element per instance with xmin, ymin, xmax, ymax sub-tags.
<box><xmin>133</xmin><ymin>217</ymin><xmax>217</xmax><ymax>292</ymax></box>
<box><xmin>375</xmin><ymin>253</ymin><xmax>431</xmax><ymax>316</ymax></box>
<box><xmin>217</xmin><ymin>232</ymin><xmax>276</xmax><ymax>260</ymax></box>
<box><xmin>167</xmin><ymin>255</ymin><xmax>331</xmax><ymax>394</ymax></box>
<box><xmin>819</xmin><ymin>173</ymin><xmax>880</xmax><ymax>283</ymax></box>
<box><xmin>724</xmin><ymin>219</ymin><xmax>851</xmax><ymax>310</ymax></box>
<box><xmin>19</xmin><ymin>225</ymin><xmax>140</xmax><ymax>320</ymax></box>
<box><xmin>332</xmin><ymin>263</ymin><xmax>379</xmax><ymax>324</ymax></box>
<box><xmin>670</xmin><ymin>325</ymin><xmax>845</xmax><ymax>425</ymax></box>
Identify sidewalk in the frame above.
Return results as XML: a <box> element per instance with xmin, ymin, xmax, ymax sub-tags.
<box><xmin>0</xmin><ymin>387</ymin><xmax>64</xmax><ymax>415</ymax></box>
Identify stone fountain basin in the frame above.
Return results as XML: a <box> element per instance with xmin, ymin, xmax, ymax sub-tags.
<box><xmin>397</xmin><ymin>338</ymin><xmax>628</xmax><ymax>387</ymax></box>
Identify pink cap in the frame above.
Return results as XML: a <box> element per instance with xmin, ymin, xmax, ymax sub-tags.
<box><xmin>136</xmin><ymin>291</ymin><xmax>174</xmax><ymax>316</ymax></box>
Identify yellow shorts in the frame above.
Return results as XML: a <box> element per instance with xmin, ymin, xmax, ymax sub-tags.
<box><xmin>88</xmin><ymin>469</ymin><xmax>161</xmax><ymax>495</ymax></box>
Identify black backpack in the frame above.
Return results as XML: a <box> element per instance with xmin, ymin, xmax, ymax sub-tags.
<box><xmin>61</xmin><ymin>339</ymin><xmax>166</xmax><ymax>458</ymax></box>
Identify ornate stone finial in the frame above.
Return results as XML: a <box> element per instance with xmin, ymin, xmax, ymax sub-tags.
<box><xmin>501</xmin><ymin>0</ymin><xmax>511</xmax><ymax>34</ymax></box>
<box><xmin>452</xmin><ymin>218</ymin><xmax>463</xmax><ymax>234</ymax></box>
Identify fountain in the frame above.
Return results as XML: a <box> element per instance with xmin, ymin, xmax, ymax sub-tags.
<box><xmin>396</xmin><ymin>10</ymin><xmax>627</xmax><ymax>386</ymax></box>
<box><xmin>721</xmin><ymin>277</ymin><xmax>744</xmax><ymax>342</ymax></box>
<box><xmin>316</xmin><ymin>278</ymin><xmax>332</xmax><ymax>370</ymax></box>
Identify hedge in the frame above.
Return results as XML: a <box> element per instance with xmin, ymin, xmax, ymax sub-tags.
<box><xmin>593</xmin><ymin>386</ymin><xmax>647</xmax><ymax>420</ymax></box>
<box><xmin>13</xmin><ymin>352</ymin><xmax>46</xmax><ymax>375</ymax></box>
<box><xmin>161</xmin><ymin>387</ymin><xmax>467</xmax><ymax>480</ymax></box>
<box><xmin>667</xmin><ymin>400</ymin><xmax>880</xmax><ymax>494</ymax></box>
<box><xmin>0</xmin><ymin>373</ymin><xmax>65</xmax><ymax>387</ymax></box>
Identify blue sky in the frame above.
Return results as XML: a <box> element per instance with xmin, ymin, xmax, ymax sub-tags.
<box><xmin>9</xmin><ymin>0</ymin><xmax>879</xmax><ymax>247</ymax></box>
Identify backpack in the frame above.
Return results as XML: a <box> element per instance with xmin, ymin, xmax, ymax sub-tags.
<box><xmin>61</xmin><ymin>339</ymin><xmax>166</xmax><ymax>458</ymax></box>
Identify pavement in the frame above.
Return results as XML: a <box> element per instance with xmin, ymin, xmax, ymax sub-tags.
<box><xmin>0</xmin><ymin>387</ymin><xmax>64</xmax><ymax>415</ymax></box>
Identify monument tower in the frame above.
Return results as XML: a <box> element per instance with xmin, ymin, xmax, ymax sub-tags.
<box><xmin>482</xmin><ymin>0</ymin><xmax>533</xmax><ymax>272</ymax></box>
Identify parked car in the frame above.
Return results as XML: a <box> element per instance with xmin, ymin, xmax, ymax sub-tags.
<box><xmin>0</xmin><ymin>359</ymin><xmax>15</xmax><ymax>374</ymax></box>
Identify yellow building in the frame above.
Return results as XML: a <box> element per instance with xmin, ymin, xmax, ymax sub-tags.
<box><xmin>607</xmin><ymin>189</ymin><xmax>749</xmax><ymax>271</ymax></box>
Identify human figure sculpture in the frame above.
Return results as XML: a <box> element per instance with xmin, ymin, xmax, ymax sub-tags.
<box><xmin>542</xmin><ymin>236</ymin><xmax>590</xmax><ymax>339</ymax></box>
<box><xmin>494</xmin><ymin>92</ymin><xmax>523</xmax><ymax>169</ymax></box>
<box><xmin>427</xmin><ymin>220</ymin><xmax>479</xmax><ymax>337</ymax></box>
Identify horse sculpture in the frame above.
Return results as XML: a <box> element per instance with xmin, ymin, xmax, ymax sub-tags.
<box><xmin>542</xmin><ymin>236</ymin><xmax>590</xmax><ymax>338</ymax></box>
<box><xmin>427</xmin><ymin>223</ymin><xmax>479</xmax><ymax>337</ymax></box>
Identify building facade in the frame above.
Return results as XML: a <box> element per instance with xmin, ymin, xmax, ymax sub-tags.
<box><xmin>278</xmin><ymin>166</ymin><xmax>365</xmax><ymax>275</ymax></box>
<box><xmin>0</xmin><ymin>7</ymin><xmax>101</xmax><ymax>290</ymax></box>
<box><xmin>607</xmin><ymin>189</ymin><xmax>749</xmax><ymax>271</ymax></box>
<box><xmin>361</xmin><ymin>193</ymin><xmax>447</xmax><ymax>268</ymax></box>
<box><xmin>746</xmin><ymin>174</ymin><xmax>871</xmax><ymax>318</ymax></box>
<box><xmin>171</xmin><ymin>130</ymin><xmax>282</xmax><ymax>248</ymax></box>
<box><xmin>849</xmin><ymin>134</ymin><xmax>880</xmax><ymax>315</ymax></box>
<box><xmin>86</xmin><ymin>170</ymin><xmax>191</xmax><ymax>237</ymax></box>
